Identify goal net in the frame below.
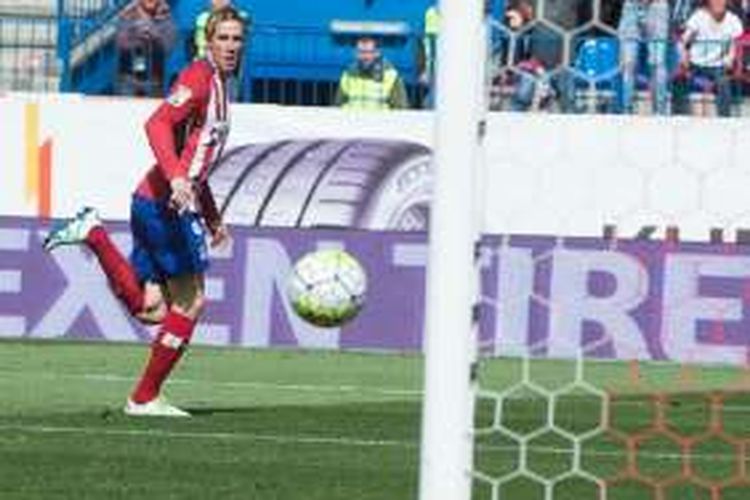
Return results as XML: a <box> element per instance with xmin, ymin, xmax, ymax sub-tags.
<box><xmin>421</xmin><ymin>1</ymin><xmax>750</xmax><ymax>499</ymax></box>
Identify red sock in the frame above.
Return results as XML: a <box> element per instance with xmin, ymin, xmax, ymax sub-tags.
<box><xmin>86</xmin><ymin>226</ymin><xmax>144</xmax><ymax>316</ymax></box>
<box><xmin>131</xmin><ymin>310</ymin><xmax>196</xmax><ymax>404</ymax></box>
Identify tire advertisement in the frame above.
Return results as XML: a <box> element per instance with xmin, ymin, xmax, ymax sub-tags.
<box><xmin>2</xmin><ymin>96</ymin><xmax>750</xmax><ymax>365</ymax></box>
<box><xmin>210</xmin><ymin>139</ymin><xmax>432</xmax><ymax>231</ymax></box>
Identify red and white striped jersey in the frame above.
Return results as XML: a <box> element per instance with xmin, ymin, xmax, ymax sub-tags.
<box><xmin>136</xmin><ymin>58</ymin><xmax>230</xmax><ymax>208</ymax></box>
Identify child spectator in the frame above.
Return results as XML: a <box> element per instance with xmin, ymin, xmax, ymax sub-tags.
<box><xmin>675</xmin><ymin>0</ymin><xmax>743</xmax><ymax>116</ymax></box>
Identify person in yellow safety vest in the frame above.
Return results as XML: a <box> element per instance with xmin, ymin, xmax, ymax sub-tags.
<box><xmin>422</xmin><ymin>5</ymin><xmax>440</xmax><ymax>83</ymax></box>
<box><xmin>417</xmin><ymin>5</ymin><xmax>439</xmax><ymax>108</ymax></box>
<box><xmin>194</xmin><ymin>0</ymin><xmax>249</xmax><ymax>59</ymax></box>
<box><xmin>336</xmin><ymin>36</ymin><xmax>409</xmax><ymax>110</ymax></box>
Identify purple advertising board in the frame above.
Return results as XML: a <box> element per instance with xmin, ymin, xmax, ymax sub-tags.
<box><xmin>3</xmin><ymin>215</ymin><xmax>750</xmax><ymax>366</ymax></box>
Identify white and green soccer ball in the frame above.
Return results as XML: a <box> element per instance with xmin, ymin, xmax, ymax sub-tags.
<box><xmin>287</xmin><ymin>249</ymin><xmax>367</xmax><ymax>328</ymax></box>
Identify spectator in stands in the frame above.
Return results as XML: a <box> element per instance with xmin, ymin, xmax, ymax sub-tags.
<box><xmin>674</xmin><ymin>0</ymin><xmax>743</xmax><ymax>116</ymax></box>
<box><xmin>194</xmin><ymin>0</ymin><xmax>249</xmax><ymax>60</ymax></box>
<box><xmin>506</xmin><ymin>1</ymin><xmax>548</xmax><ymax>111</ymax></box>
<box><xmin>336</xmin><ymin>36</ymin><xmax>409</xmax><ymax>110</ymax></box>
<box><xmin>618</xmin><ymin>0</ymin><xmax>670</xmax><ymax>115</ymax></box>
<box><xmin>116</xmin><ymin>0</ymin><xmax>176</xmax><ymax>97</ymax></box>
<box><xmin>504</xmin><ymin>0</ymin><xmax>576</xmax><ymax>112</ymax></box>
<box><xmin>671</xmin><ymin>0</ymin><xmax>747</xmax><ymax>30</ymax></box>
<box><xmin>418</xmin><ymin>4</ymin><xmax>440</xmax><ymax>108</ymax></box>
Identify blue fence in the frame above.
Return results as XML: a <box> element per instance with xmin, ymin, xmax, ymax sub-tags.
<box><xmin>0</xmin><ymin>0</ymin><xmax>750</xmax><ymax>115</ymax></box>
<box><xmin>248</xmin><ymin>24</ymin><xmax>425</xmax><ymax>105</ymax></box>
<box><xmin>57</xmin><ymin>0</ymin><xmax>137</xmax><ymax>93</ymax></box>
<box><xmin>56</xmin><ymin>0</ymin><xmax>430</xmax><ymax>104</ymax></box>
<box><xmin>59</xmin><ymin>20</ymin><xmax>427</xmax><ymax>106</ymax></box>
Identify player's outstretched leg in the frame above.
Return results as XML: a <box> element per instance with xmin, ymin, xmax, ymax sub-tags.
<box><xmin>43</xmin><ymin>207</ymin><xmax>146</xmax><ymax>317</ymax></box>
<box><xmin>125</xmin><ymin>274</ymin><xmax>204</xmax><ymax>417</ymax></box>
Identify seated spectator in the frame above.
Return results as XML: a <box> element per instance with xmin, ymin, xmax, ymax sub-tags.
<box><xmin>674</xmin><ymin>0</ymin><xmax>743</xmax><ymax>117</ymax></box>
<box><xmin>618</xmin><ymin>0</ymin><xmax>670</xmax><ymax>115</ymax></box>
<box><xmin>194</xmin><ymin>0</ymin><xmax>249</xmax><ymax>60</ymax></box>
<box><xmin>116</xmin><ymin>0</ymin><xmax>176</xmax><ymax>97</ymax></box>
<box><xmin>503</xmin><ymin>0</ymin><xmax>575</xmax><ymax>113</ymax></box>
<box><xmin>336</xmin><ymin>36</ymin><xmax>409</xmax><ymax>110</ymax></box>
<box><xmin>675</xmin><ymin>0</ymin><xmax>745</xmax><ymax>30</ymax></box>
<box><xmin>505</xmin><ymin>1</ymin><xmax>549</xmax><ymax>111</ymax></box>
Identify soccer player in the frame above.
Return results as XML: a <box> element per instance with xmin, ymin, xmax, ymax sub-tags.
<box><xmin>43</xmin><ymin>6</ymin><xmax>245</xmax><ymax>417</ymax></box>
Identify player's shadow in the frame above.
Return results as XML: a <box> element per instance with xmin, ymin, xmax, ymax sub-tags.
<box><xmin>185</xmin><ymin>407</ymin><xmax>257</xmax><ymax>416</ymax></box>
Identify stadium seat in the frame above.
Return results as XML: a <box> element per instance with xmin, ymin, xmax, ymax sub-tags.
<box><xmin>574</xmin><ymin>37</ymin><xmax>619</xmax><ymax>82</ymax></box>
<box><xmin>572</xmin><ymin>36</ymin><xmax>620</xmax><ymax>113</ymax></box>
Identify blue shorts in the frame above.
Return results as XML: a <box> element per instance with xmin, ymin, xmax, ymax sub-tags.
<box><xmin>129</xmin><ymin>195</ymin><xmax>209</xmax><ymax>284</ymax></box>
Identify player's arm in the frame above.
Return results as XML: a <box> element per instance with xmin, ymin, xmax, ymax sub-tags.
<box><xmin>144</xmin><ymin>69</ymin><xmax>208</xmax><ymax>182</ymax></box>
<box><xmin>196</xmin><ymin>180</ymin><xmax>231</xmax><ymax>248</ymax></box>
<box><xmin>196</xmin><ymin>180</ymin><xmax>222</xmax><ymax>232</ymax></box>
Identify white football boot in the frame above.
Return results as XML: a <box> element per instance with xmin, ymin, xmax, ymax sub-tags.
<box><xmin>43</xmin><ymin>206</ymin><xmax>102</xmax><ymax>252</ymax></box>
<box><xmin>124</xmin><ymin>397</ymin><xmax>191</xmax><ymax>418</ymax></box>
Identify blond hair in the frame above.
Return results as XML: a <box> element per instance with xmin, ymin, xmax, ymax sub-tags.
<box><xmin>205</xmin><ymin>5</ymin><xmax>246</xmax><ymax>42</ymax></box>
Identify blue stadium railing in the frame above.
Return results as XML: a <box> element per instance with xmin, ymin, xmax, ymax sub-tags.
<box><xmin>248</xmin><ymin>25</ymin><xmax>424</xmax><ymax>105</ymax></box>
<box><xmin>53</xmin><ymin>1</ymin><xmax>750</xmax><ymax>116</ymax></box>
<box><xmin>57</xmin><ymin>0</ymin><xmax>425</xmax><ymax>105</ymax></box>
<box><xmin>57</xmin><ymin>0</ymin><xmax>132</xmax><ymax>92</ymax></box>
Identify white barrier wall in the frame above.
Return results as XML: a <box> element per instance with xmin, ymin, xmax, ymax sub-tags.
<box><xmin>2</xmin><ymin>93</ymin><xmax>750</xmax><ymax>240</ymax></box>
<box><xmin>6</xmin><ymin>94</ymin><xmax>750</xmax><ymax>365</ymax></box>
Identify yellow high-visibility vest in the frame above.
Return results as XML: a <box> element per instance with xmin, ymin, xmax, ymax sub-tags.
<box><xmin>423</xmin><ymin>6</ymin><xmax>440</xmax><ymax>76</ymax></box>
<box><xmin>339</xmin><ymin>67</ymin><xmax>400</xmax><ymax>110</ymax></box>
<box><xmin>194</xmin><ymin>11</ymin><xmax>211</xmax><ymax>59</ymax></box>
<box><xmin>425</xmin><ymin>6</ymin><xmax>440</xmax><ymax>36</ymax></box>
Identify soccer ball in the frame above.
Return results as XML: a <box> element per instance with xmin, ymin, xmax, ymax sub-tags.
<box><xmin>287</xmin><ymin>249</ymin><xmax>367</xmax><ymax>328</ymax></box>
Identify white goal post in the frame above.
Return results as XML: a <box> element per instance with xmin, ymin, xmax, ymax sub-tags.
<box><xmin>418</xmin><ymin>0</ymin><xmax>486</xmax><ymax>499</ymax></box>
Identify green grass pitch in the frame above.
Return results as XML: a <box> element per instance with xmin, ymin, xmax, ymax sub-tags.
<box><xmin>1</xmin><ymin>339</ymin><xmax>749</xmax><ymax>499</ymax></box>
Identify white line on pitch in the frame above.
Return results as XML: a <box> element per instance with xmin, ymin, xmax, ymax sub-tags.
<box><xmin>0</xmin><ymin>370</ymin><xmax>421</xmax><ymax>398</ymax></box>
<box><xmin>0</xmin><ymin>424</ymin><xmax>415</xmax><ymax>448</ymax></box>
<box><xmin>4</xmin><ymin>371</ymin><xmax>750</xmax><ymax>412</ymax></box>
<box><xmin>0</xmin><ymin>424</ymin><xmax>742</xmax><ymax>462</ymax></box>
<box><xmin>476</xmin><ymin>443</ymin><xmax>740</xmax><ymax>463</ymax></box>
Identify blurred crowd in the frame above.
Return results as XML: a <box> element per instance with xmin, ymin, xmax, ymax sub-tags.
<box><xmin>112</xmin><ymin>0</ymin><xmax>750</xmax><ymax>116</ymax></box>
<box><xmin>114</xmin><ymin>0</ymin><xmax>247</xmax><ymax>97</ymax></box>
<box><xmin>499</xmin><ymin>0</ymin><xmax>750</xmax><ymax>116</ymax></box>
